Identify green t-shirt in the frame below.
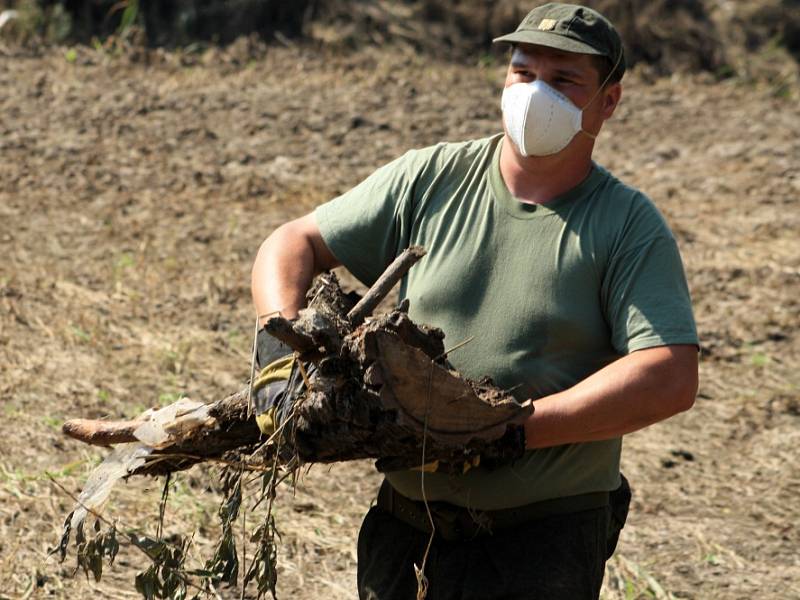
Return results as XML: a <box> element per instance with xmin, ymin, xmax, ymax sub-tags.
<box><xmin>315</xmin><ymin>133</ymin><xmax>698</xmax><ymax>510</ymax></box>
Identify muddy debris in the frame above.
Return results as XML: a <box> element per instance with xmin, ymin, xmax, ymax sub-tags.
<box><xmin>62</xmin><ymin>252</ymin><xmax>532</xmax><ymax>482</ymax></box>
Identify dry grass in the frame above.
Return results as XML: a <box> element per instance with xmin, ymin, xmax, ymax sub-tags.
<box><xmin>0</xmin><ymin>39</ymin><xmax>798</xmax><ymax>599</ymax></box>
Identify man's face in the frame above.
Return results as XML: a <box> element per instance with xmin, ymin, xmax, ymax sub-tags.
<box><xmin>504</xmin><ymin>43</ymin><xmax>621</xmax><ymax>136</ymax></box>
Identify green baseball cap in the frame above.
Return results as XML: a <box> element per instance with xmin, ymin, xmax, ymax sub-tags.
<box><xmin>494</xmin><ymin>3</ymin><xmax>625</xmax><ymax>78</ymax></box>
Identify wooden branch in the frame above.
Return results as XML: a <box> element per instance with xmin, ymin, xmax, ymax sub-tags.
<box><xmin>62</xmin><ymin>267</ymin><xmax>533</xmax><ymax>482</ymax></box>
<box><xmin>63</xmin><ymin>389</ymin><xmax>261</xmax><ymax>476</ymax></box>
<box><xmin>62</xmin><ymin>419</ymin><xmax>143</xmax><ymax>446</ymax></box>
<box><xmin>264</xmin><ymin>247</ymin><xmax>426</xmax><ymax>356</ymax></box>
<box><xmin>347</xmin><ymin>245</ymin><xmax>426</xmax><ymax>327</ymax></box>
<box><xmin>59</xmin><ymin>266</ymin><xmax>537</xmax><ymax>544</ymax></box>
<box><xmin>262</xmin><ymin>315</ymin><xmax>318</xmax><ymax>354</ymax></box>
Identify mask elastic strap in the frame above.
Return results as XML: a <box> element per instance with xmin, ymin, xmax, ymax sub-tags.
<box><xmin>579</xmin><ymin>47</ymin><xmax>623</xmax><ymax>139</ymax></box>
<box><xmin>582</xmin><ymin>47</ymin><xmax>624</xmax><ymax>111</ymax></box>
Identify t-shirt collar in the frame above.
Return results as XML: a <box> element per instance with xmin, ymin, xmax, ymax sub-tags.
<box><xmin>489</xmin><ymin>135</ymin><xmax>606</xmax><ymax>219</ymax></box>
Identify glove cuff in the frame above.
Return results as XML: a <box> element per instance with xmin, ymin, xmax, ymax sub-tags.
<box><xmin>256</xmin><ymin>326</ymin><xmax>291</xmax><ymax>370</ymax></box>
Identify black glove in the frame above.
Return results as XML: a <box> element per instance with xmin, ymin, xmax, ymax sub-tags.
<box><xmin>252</xmin><ymin>328</ymin><xmax>296</xmax><ymax>436</ymax></box>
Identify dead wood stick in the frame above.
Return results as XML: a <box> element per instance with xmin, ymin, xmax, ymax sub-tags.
<box><xmin>63</xmin><ymin>389</ymin><xmax>253</xmax><ymax>449</ymax></box>
<box><xmin>62</xmin><ymin>419</ymin><xmax>144</xmax><ymax>446</ymax></box>
<box><xmin>347</xmin><ymin>245</ymin><xmax>426</xmax><ymax>327</ymax></box>
<box><xmin>262</xmin><ymin>315</ymin><xmax>318</xmax><ymax>354</ymax></box>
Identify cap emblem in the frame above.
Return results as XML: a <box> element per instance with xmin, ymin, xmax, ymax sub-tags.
<box><xmin>538</xmin><ymin>19</ymin><xmax>558</xmax><ymax>31</ymax></box>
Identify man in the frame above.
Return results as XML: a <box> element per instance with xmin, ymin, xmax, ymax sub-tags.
<box><xmin>251</xmin><ymin>3</ymin><xmax>699</xmax><ymax>598</ymax></box>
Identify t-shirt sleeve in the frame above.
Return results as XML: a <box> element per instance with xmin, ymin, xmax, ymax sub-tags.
<box><xmin>601</xmin><ymin>198</ymin><xmax>699</xmax><ymax>354</ymax></box>
<box><xmin>314</xmin><ymin>150</ymin><xmax>424</xmax><ymax>287</ymax></box>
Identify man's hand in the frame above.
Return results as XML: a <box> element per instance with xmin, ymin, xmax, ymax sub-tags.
<box><xmin>253</xmin><ymin>355</ymin><xmax>295</xmax><ymax>437</ymax></box>
<box><xmin>524</xmin><ymin>344</ymin><xmax>698</xmax><ymax>448</ymax></box>
<box><xmin>252</xmin><ymin>328</ymin><xmax>295</xmax><ymax>436</ymax></box>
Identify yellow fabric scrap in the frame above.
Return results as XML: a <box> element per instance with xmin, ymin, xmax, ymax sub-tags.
<box><xmin>411</xmin><ymin>460</ymin><xmax>440</xmax><ymax>473</ymax></box>
<box><xmin>411</xmin><ymin>454</ymin><xmax>481</xmax><ymax>474</ymax></box>
<box><xmin>253</xmin><ymin>355</ymin><xmax>294</xmax><ymax>436</ymax></box>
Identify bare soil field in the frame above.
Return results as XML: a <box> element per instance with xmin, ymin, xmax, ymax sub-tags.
<box><xmin>1</xmin><ymin>33</ymin><xmax>799</xmax><ymax>600</ymax></box>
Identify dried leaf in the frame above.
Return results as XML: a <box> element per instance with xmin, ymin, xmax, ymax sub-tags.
<box><xmin>128</xmin><ymin>533</ymin><xmax>168</xmax><ymax>561</ymax></box>
<box><xmin>135</xmin><ymin>565</ymin><xmax>159</xmax><ymax>600</ymax></box>
<box><xmin>50</xmin><ymin>511</ymin><xmax>73</xmax><ymax>562</ymax></box>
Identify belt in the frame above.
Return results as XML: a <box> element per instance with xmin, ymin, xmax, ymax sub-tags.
<box><xmin>376</xmin><ymin>479</ymin><xmax>609</xmax><ymax>542</ymax></box>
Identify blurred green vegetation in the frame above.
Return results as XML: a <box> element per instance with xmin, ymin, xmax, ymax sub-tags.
<box><xmin>1</xmin><ymin>0</ymin><xmax>797</xmax><ymax>74</ymax></box>
<box><xmin>2</xmin><ymin>0</ymin><xmax>315</xmax><ymax>46</ymax></box>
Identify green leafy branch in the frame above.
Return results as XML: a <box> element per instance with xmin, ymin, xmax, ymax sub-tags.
<box><xmin>49</xmin><ymin>438</ymin><xmax>296</xmax><ymax>599</ymax></box>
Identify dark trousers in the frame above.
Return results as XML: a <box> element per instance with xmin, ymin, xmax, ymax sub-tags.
<box><xmin>357</xmin><ymin>477</ymin><xmax>631</xmax><ymax>600</ymax></box>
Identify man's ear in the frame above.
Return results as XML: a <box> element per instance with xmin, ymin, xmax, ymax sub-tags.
<box><xmin>601</xmin><ymin>82</ymin><xmax>622</xmax><ymax>120</ymax></box>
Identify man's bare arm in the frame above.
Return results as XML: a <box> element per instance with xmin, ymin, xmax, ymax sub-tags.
<box><xmin>251</xmin><ymin>213</ymin><xmax>340</xmax><ymax>324</ymax></box>
<box><xmin>524</xmin><ymin>344</ymin><xmax>698</xmax><ymax>448</ymax></box>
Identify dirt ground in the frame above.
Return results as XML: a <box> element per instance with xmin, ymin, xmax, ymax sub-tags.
<box><xmin>1</xmin><ymin>30</ymin><xmax>799</xmax><ymax>600</ymax></box>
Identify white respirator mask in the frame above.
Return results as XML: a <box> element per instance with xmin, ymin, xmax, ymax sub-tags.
<box><xmin>501</xmin><ymin>80</ymin><xmax>597</xmax><ymax>157</ymax></box>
